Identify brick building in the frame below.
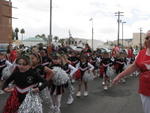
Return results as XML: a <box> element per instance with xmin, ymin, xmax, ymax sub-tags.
<box><xmin>0</xmin><ymin>0</ymin><xmax>12</xmax><ymax>44</ymax></box>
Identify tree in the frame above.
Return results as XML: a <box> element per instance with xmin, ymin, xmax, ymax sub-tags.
<box><xmin>58</xmin><ymin>39</ymin><xmax>65</xmax><ymax>45</ymax></box>
<box><xmin>12</xmin><ymin>29</ymin><xmax>16</xmax><ymax>40</ymax></box>
<box><xmin>15</xmin><ymin>28</ymin><xmax>19</xmax><ymax>40</ymax></box>
<box><xmin>35</xmin><ymin>34</ymin><xmax>48</xmax><ymax>42</ymax></box>
<box><xmin>20</xmin><ymin>28</ymin><xmax>25</xmax><ymax>41</ymax></box>
<box><xmin>53</xmin><ymin>36</ymin><xmax>59</xmax><ymax>42</ymax></box>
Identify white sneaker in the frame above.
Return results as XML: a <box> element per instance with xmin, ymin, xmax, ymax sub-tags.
<box><xmin>71</xmin><ymin>79</ymin><xmax>75</xmax><ymax>83</ymax></box>
<box><xmin>102</xmin><ymin>81</ymin><xmax>105</xmax><ymax>85</ymax></box>
<box><xmin>122</xmin><ymin>79</ymin><xmax>126</xmax><ymax>83</ymax></box>
<box><xmin>67</xmin><ymin>96</ymin><xmax>74</xmax><ymax>104</ymax></box>
<box><xmin>83</xmin><ymin>91</ymin><xmax>88</xmax><ymax>96</ymax></box>
<box><xmin>54</xmin><ymin>107</ymin><xmax>61</xmax><ymax>113</ymax></box>
<box><xmin>104</xmin><ymin>86</ymin><xmax>108</xmax><ymax>90</ymax></box>
<box><xmin>76</xmin><ymin>91</ymin><xmax>81</xmax><ymax>97</ymax></box>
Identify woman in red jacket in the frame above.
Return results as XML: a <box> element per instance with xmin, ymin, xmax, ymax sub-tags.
<box><xmin>112</xmin><ymin>30</ymin><xmax>150</xmax><ymax>113</ymax></box>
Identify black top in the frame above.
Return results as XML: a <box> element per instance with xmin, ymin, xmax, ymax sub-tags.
<box><xmin>0</xmin><ymin>59</ymin><xmax>6</xmax><ymax>66</ymax></box>
<box><xmin>68</xmin><ymin>56</ymin><xmax>80</xmax><ymax>66</ymax></box>
<box><xmin>42</xmin><ymin>56</ymin><xmax>51</xmax><ymax>66</ymax></box>
<box><xmin>2</xmin><ymin>67</ymin><xmax>48</xmax><ymax>91</ymax></box>
<box><xmin>115</xmin><ymin>57</ymin><xmax>126</xmax><ymax>66</ymax></box>
<box><xmin>100</xmin><ymin>58</ymin><xmax>113</xmax><ymax>66</ymax></box>
<box><xmin>63</xmin><ymin>63</ymin><xmax>70</xmax><ymax>74</ymax></box>
<box><xmin>32</xmin><ymin>65</ymin><xmax>46</xmax><ymax>78</ymax></box>
<box><xmin>79</xmin><ymin>62</ymin><xmax>89</xmax><ymax>72</ymax></box>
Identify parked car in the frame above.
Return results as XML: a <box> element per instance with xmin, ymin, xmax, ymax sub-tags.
<box><xmin>70</xmin><ymin>46</ymin><xmax>83</xmax><ymax>51</ymax></box>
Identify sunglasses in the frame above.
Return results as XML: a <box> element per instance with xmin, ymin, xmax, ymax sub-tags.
<box><xmin>145</xmin><ymin>36</ymin><xmax>150</xmax><ymax>40</ymax></box>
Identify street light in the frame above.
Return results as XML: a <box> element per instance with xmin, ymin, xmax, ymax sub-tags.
<box><xmin>121</xmin><ymin>21</ymin><xmax>126</xmax><ymax>48</ymax></box>
<box><xmin>89</xmin><ymin>18</ymin><xmax>94</xmax><ymax>50</ymax></box>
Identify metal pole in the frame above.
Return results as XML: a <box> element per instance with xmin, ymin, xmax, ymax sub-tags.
<box><xmin>92</xmin><ymin>19</ymin><xmax>94</xmax><ymax>50</ymax></box>
<box><xmin>49</xmin><ymin>0</ymin><xmax>52</xmax><ymax>44</ymax></box>
<box><xmin>115</xmin><ymin>11</ymin><xmax>124</xmax><ymax>46</ymax></box>
<box><xmin>117</xmin><ymin>14</ymin><xmax>120</xmax><ymax>46</ymax></box>
<box><xmin>122</xmin><ymin>21</ymin><xmax>126</xmax><ymax>48</ymax></box>
<box><xmin>140</xmin><ymin>28</ymin><xmax>142</xmax><ymax>50</ymax></box>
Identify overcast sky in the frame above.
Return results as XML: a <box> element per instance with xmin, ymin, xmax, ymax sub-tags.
<box><xmin>12</xmin><ymin>0</ymin><xmax>150</xmax><ymax>42</ymax></box>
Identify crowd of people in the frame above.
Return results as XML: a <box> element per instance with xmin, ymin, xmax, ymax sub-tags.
<box><xmin>0</xmin><ymin>41</ymin><xmax>139</xmax><ymax>113</ymax></box>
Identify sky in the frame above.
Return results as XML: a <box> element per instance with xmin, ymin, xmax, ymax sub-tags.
<box><xmin>11</xmin><ymin>0</ymin><xmax>150</xmax><ymax>42</ymax></box>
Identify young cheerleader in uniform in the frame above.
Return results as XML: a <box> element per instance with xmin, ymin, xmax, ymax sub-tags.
<box><xmin>76</xmin><ymin>55</ymin><xmax>94</xmax><ymax>97</ymax></box>
<box><xmin>2</xmin><ymin>56</ymin><xmax>48</xmax><ymax>113</ymax></box>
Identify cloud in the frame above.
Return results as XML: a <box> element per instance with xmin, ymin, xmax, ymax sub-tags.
<box><xmin>12</xmin><ymin>0</ymin><xmax>150</xmax><ymax>42</ymax></box>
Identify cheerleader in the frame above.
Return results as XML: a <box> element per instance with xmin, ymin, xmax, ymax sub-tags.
<box><xmin>99</xmin><ymin>51</ymin><xmax>114</xmax><ymax>90</ymax></box>
<box><xmin>76</xmin><ymin>55</ymin><xmax>94</xmax><ymax>97</ymax></box>
<box><xmin>39</xmin><ymin>49</ymin><xmax>52</xmax><ymax>66</ymax></box>
<box><xmin>30</xmin><ymin>53</ymin><xmax>54</xmax><ymax>112</ymax></box>
<box><xmin>89</xmin><ymin>53</ymin><xmax>100</xmax><ymax>78</ymax></box>
<box><xmin>61</xmin><ymin>55</ymin><xmax>77</xmax><ymax>104</ymax></box>
<box><xmin>0</xmin><ymin>52</ymin><xmax>12</xmax><ymax>94</ymax></box>
<box><xmin>30</xmin><ymin>53</ymin><xmax>53</xmax><ymax>81</ymax></box>
<box><xmin>50</xmin><ymin>55</ymin><xmax>69</xmax><ymax>113</ymax></box>
<box><xmin>114</xmin><ymin>51</ymin><xmax>127</xmax><ymax>83</ymax></box>
<box><xmin>68</xmin><ymin>52</ymin><xmax>80</xmax><ymax>83</ymax></box>
<box><xmin>2</xmin><ymin>56</ymin><xmax>48</xmax><ymax>113</ymax></box>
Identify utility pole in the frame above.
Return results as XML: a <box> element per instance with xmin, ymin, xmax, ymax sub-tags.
<box><xmin>115</xmin><ymin>11</ymin><xmax>124</xmax><ymax>46</ymax></box>
<box><xmin>89</xmin><ymin>18</ymin><xmax>94</xmax><ymax>50</ymax></box>
<box><xmin>49</xmin><ymin>0</ymin><xmax>52</xmax><ymax>44</ymax></box>
<box><xmin>122</xmin><ymin>21</ymin><xmax>126</xmax><ymax>48</ymax></box>
<box><xmin>140</xmin><ymin>27</ymin><xmax>142</xmax><ymax>50</ymax></box>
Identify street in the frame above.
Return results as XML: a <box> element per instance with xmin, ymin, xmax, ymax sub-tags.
<box><xmin>0</xmin><ymin>76</ymin><xmax>143</xmax><ymax>113</ymax></box>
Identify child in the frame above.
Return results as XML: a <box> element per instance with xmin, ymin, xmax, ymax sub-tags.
<box><xmin>61</xmin><ymin>55</ymin><xmax>77</xmax><ymax>104</ymax></box>
<box><xmin>2</xmin><ymin>56</ymin><xmax>48</xmax><ymax>113</ymax></box>
<box><xmin>76</xmin><ymin>55</ymin><xmax>94</xmax><ymax>97</ymax></box>
<box><xmin>0</xmin><ymin>52</ymin><xmax>12</xmax><ymax>94</ymax></box>
<box><xmin>50</xmin><ymin>55</ymin><xmax>69</xmax><ymax>113</ymax></box>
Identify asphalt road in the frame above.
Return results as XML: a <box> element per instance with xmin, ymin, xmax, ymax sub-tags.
<box><xmin>0</xmin><ymin>76</ymin><xmax>144</xmax><ymax>113</ymax></box>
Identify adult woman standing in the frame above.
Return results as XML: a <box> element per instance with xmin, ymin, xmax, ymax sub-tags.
<box><xmin>112</xmin><ymin>30</ymin><xmax>150</xmax><ymax>113</ymax></box>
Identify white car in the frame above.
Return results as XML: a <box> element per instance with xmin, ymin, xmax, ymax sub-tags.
<box><xmin>70</xmin><ymin>46</ymin><xmax>83</xmax><ymax>51</ymax></box>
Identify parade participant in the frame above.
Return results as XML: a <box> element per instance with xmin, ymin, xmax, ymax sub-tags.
<box><xmin>114</xmin><ymin>51</ymin><xmax>127</xmax><ymax>83</ymax></box>
<box><xmin>112</xmin><ymin>30</ymin><xmax>150</xmax><ymax>113</ymax></box>
<box><xmin>99</xmin><ymin>51</ymin><xmax>114</xmax><ymax>90</ymax></box>
<box><xmin>76</xmin><ymin>55</ymin><xmax>94</xmax><ymax>97</ymax></box>
<box><xmin>39</xmin><ymin>49</ymin><xmax>52</xmax><ymax>67</ymax></box>
<box><xmin>68</xmin><ymin>52</ymin><xmax>80</xmax><ymax>68</ymax></box>
<box><xmin>30</xmin><ymin>53</ymin><xmax>53</xmax><ymax>113</ymax></box>
<box><xmin>68</xmin><ymin>52</ymin><xmax>80</xmax><ymax>83</ymax></box>
<box><xmin>30</xmin><ymin>53</ymin><xmax>53</xmax><ymax>82</ymax></box>
<box><xmin>50</xmin><ymin>55</ymin><xmax>69</xmax><ymax>113</ymax></box>
<box><xmin>0</xmin><ymin>52</ymin><xmax>12</xmax><ymax>94</ymax></box>
<box><xmin>61</xmin><ymin>55</ymin><xmax>77</xmax><ymax>104</ymax></box>
<box><xmin>9</xmin><ymin>47</ymin><xmax>17</xmax><ymax>63</ymax></box>
<box><xmin>2</xmin><ymin>56</ymin><xmax>48</xmax><ymax>113</ymax></box>
<box><xmin>89</xmin><ymin>53</ymin><xmax>100</xmax><ymax>78</ymax></box>
<box><xmin>82</xmin><ymin>43</ymin><xmax>92</xmax><ymax>56</ymax></box>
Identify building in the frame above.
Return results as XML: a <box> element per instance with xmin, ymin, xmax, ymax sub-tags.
<box><xmin>132</xmin><ymin>33</ymin><xmax>146</xmax><ymax>48</ymax></box>
<box><xmin>0</xmin><ymin>0</ymin><xmax>12</xmax><ymax>44</ymax></box>
<box><xmin>22</xmin><ymin>37</ymin><xmax>47</xmax><ymax>47</ymax></box>
<box><xmin>62</xmin><ymin>37</ymin><xmax>104</xmax><ymax>50</ymax></box>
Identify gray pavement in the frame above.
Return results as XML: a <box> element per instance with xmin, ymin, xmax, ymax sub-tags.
<box><xmin>0</xmin><ymin>77</ymin><xmax>144</xmax><ymax>113</ymax></box>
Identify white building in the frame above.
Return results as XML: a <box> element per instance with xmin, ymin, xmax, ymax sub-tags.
<box><xmin>22</xmin><ymin>37</ymin><xmax>47</xmax><ymax>47</ymax></box>
<box><xmin>62</xmin><ymin>37</ymin><xmax>105</xmax><ymax>50</ymax></box>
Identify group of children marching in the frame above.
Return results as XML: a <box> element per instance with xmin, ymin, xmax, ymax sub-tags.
<box><xmin>0</xmin><ymin>45</ymin><xmax>137</xmax><ymax>113</ymax></box>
